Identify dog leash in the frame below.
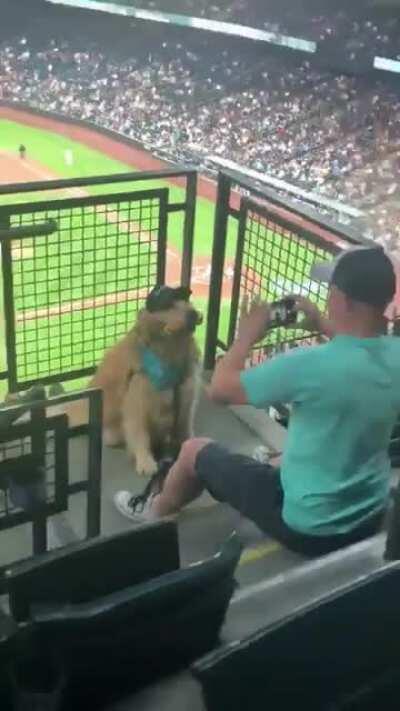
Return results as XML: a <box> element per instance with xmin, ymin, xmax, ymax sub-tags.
<box><xmin>125</xmin><ymin>362</ymin><xmax>185</xmax><ymax>510</ymax></box>
<box><xmin>128</xmin><ymin>457</ymin><xmax>175</xmax><ymax>512</ymax></box>
<box><xmin>128</xmin><ymin>378</ymin><xmax>182</xmax><ymax>511</ymax></box>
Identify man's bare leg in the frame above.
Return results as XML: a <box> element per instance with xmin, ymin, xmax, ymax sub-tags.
<box><xmin>152</xmin><ymin>437</ymin><xmax>212</xmax><ymax>517</ymax></box>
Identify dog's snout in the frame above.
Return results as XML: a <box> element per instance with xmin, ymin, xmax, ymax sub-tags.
<box><xmin>186</xmin><ymin>309</ymin><xmax>202</xmax><ymax>332</ymax></box>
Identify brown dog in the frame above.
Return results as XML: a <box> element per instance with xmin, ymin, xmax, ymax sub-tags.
<box><xmin>89</xmin><ymin>286</ymin><xmax>202</xmax><ymax>476</ymax></box>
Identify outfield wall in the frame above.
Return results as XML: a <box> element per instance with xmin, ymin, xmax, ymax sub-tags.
<box><xmin>0</xmin><ymin>102</ymin><xmax>210</xmax><ymax>195</ymax></box>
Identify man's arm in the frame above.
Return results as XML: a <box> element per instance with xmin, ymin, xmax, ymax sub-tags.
<box><xmin>208</xmin><ymin>296</ymin><xmax>321</xmax><ymax>407</ymax></box>
<box><xmin>209</xmin><ymin>337</ymin><xmax>251</xmax><ymax>404</ymax></box>
<box><xmin>209</xmin><ymin>301</ymin><xmax>270</xmax><ymax>405</ymax></box>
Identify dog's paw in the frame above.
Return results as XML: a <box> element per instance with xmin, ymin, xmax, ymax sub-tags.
<box><xmin>135</xmin><ymin>453</ymin><xmax>158</xmax><ymax>477</ymax></box>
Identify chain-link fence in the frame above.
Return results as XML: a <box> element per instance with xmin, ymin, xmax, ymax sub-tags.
<box><xmin>0</xmin><ymin>169</ymin><xmax>196</xmax><ymax>391</ymax></box>
<box><xmin>205</xmin><ymin>171</ymin><xmax>365</xmax><ymax>369</ymax></box>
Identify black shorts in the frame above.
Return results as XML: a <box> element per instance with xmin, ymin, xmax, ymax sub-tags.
<box><xmin>195</xmin><ymin>443</ymin><xmax>384</xmax><ymax>557</ymax></box>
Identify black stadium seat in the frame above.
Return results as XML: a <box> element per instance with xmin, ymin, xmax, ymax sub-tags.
<box><xmin>3</xmin><ymin>524</ymin><xmax>241</xmax><ymax>708</ymax></box>
<box><xmin>6</xmin><ymin>521</ymin><xmax>180</xmax><ymax>622</ymax></box>
<box><xmin>193</xmin><ymin>563</ymin><xmax>400</xmax><ymax>711</ymax></box>
<box><xmin>333</xmin><ymin>666</ymin><xmax>400</xmax><ymax>710</ymax></box>
<box><xmin>0</xmin><ymin>616</ymin><xmax>16</xmax><ymax>711</ymax></box>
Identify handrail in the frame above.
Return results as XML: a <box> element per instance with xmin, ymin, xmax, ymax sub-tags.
<box><xmin>0</xmin><ymin>168</ymin><xmax>196</xmax><ymax>197</ymax></box>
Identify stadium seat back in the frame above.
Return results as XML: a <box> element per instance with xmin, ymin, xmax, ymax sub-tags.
<box><xmin>30</xmin><ymin>534</ymin><xmax>242</xmax><ymax>705</ymax></box>
<box><xmin>333</xmin><ymin>666</ymin><xmax>400</xmax><ymax>710</ymax></box>
<box><xmin>6</xmin><ymin>521</ymin><xmax>180</xmax><ymax>621</ymax></box>
<box><xmin>193</xmin><ymin>564</ymin><xmax>400</xmax><ymax>711</ymax></box>
<box><xmin>0</xmin><ymin>615</ymin><xmax>17</xmax><ymax>711</ymax></box>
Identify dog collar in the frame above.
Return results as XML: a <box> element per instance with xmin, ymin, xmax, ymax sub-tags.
<box><xmin>140</xmin><ymin>347</ymin><xmax>184</xmax><ymax>391</ymax></box>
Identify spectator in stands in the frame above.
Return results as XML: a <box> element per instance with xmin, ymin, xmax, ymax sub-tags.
<box><xmin>3</xmin><ymin>8</ymin><xmax>400</xmax><ymax>248</ymax></box>
<box><xmin>115</xmin><ymin>247</ymin><xmax>400</xmax><ymax>557</ymax></box>
<box><xmin>2</xmin><ymin>32</ymin><xmax>400</xmax><ymax>247</ymax></box>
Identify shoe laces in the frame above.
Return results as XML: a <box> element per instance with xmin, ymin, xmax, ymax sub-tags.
<box><xmin>128</xmin><ymin>458</ymin><xmax>174</xmax><ymax>512</ymax></box>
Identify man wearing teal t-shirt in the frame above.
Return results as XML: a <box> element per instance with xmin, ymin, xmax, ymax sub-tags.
<box><xmin>115</xmin><ymin>247</ymin><xmax>399</xmax><ymax>556</ymax></box>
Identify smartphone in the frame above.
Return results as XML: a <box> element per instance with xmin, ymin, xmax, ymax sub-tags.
<box><xmin>269</xmin><ymin>297</ymin><xmax>297</xmax><ymax>329</ymax></box>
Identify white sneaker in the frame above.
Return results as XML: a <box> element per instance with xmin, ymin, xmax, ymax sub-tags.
<box><xmin>252</xmin><ymin>445</ymin><xmax>272</xmax><ymax>464</ymax></box>
<box><xmin>114</xmin><ymin>490</ymin><xmax>158</xmax><ymax>523</ymax></box>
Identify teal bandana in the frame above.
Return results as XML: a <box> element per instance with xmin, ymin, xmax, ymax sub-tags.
<box><xmin>140</xmin><ymin>347</ymin><xmax>184</xmax><ymax>391</ymax></box>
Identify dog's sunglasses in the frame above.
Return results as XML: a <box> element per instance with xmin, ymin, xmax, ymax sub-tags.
<box><xmin>146</xmin><ymin>285</ymin><xmax>192</xmax><ymax>313</ymax></box>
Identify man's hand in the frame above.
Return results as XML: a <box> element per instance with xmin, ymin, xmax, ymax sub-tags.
<box><xmin>291</xmin><ymin>296</ymin><xmax>323</xmax><ymax>333</ymax></box>
<box><xmin>237</xmin><ymin>295</ymin><xmax>270</xmax><ymax>347</ymax></box>
<box><xmin>291</xmin><ymin>296</ymin><xmax>335</xmax><ymax>339</ymax></box>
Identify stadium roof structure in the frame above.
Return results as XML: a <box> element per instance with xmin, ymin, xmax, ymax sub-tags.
<box><xmin>45</xmin><ymin>0</ymin><xmax>317</xmax><ymax>53</ymax></box>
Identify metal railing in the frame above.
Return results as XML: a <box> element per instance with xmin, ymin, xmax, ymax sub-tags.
<box><xmin>204</xmin><ymin>170</ymin><xmax>368</xmax><ymax>370</ymax></box>
<box><xmin>0</xmin><ymin>169</ymin><xmax>197</xmax><ymax>390</ymax></box>
<box><xmin>0</xmin><ymin>388</ymin><xmax>102</xmax><ymax>585</ymax></box>
<box><xmin>1</xmin><ymin>163</ymin><xmax>400</xmax><ymax>565</ymax></box>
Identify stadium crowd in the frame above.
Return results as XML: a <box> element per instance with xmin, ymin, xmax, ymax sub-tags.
<box><xmin>1</xmin><ymin>22</ymin><xmax>400</xmax><ymax>252</ymax></box>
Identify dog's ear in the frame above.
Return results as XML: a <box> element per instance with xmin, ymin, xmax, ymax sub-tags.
<box><xmin>174</xmin><ymin>286</ymin><xmax>192</xmax><ymax>302</ymax></box>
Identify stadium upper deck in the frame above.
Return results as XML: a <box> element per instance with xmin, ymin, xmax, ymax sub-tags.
<box><xmin>1</xmin><ymin>0</ymin><xmax>400</xmax><ymax>251</ymax></box>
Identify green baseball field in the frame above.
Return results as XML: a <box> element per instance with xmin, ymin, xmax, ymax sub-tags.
<box><xmin>0</xmin><ymin>115</ymin><xmax>327</xmax><ymax>393</ymax></box>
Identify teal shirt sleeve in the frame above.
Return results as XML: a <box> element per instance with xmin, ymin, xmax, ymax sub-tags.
<box><xmin>240</xmin><ymin>347</ymin><xmax>315</xmax><ymax>408</ymax></box>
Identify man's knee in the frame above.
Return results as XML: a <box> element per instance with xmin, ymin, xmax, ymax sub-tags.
<box><xmin>179</xmin><ymin>437</ymin><xmax>213</xmax><ymax>475</ymax></box>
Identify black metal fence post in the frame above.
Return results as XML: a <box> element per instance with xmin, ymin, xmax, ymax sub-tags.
<box><xmin>30</xmin><ymin>406</ymin><xmax>47</xmax><ymax>555</ymax></box>
<box><xmin>86</xmin><ymin>389</ymin><xmax>103</xmax><ymax>538</ymax></box>
<box><xmin>227</xmin><ymin>202</ymin><xmax>247</xmax><ymax>347</ymax></box>
<box><xmin>181</xmin><ymin>171</ymin><xmax>197</xmax><ymax>287</ymax></box>
<box><xmin>0</xmin><ymin>217</ymin><xmax>17</xmax><ymax>392</ymax></box>
<box><xmin>204</xmin><ymin>172</ymin><xmax>232</xmax><ymax>370</ymax></box>
<box><xmin>156</xmin><ymin>191</ymin><xmax>169</xmax><ymax>286</ymax></box>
